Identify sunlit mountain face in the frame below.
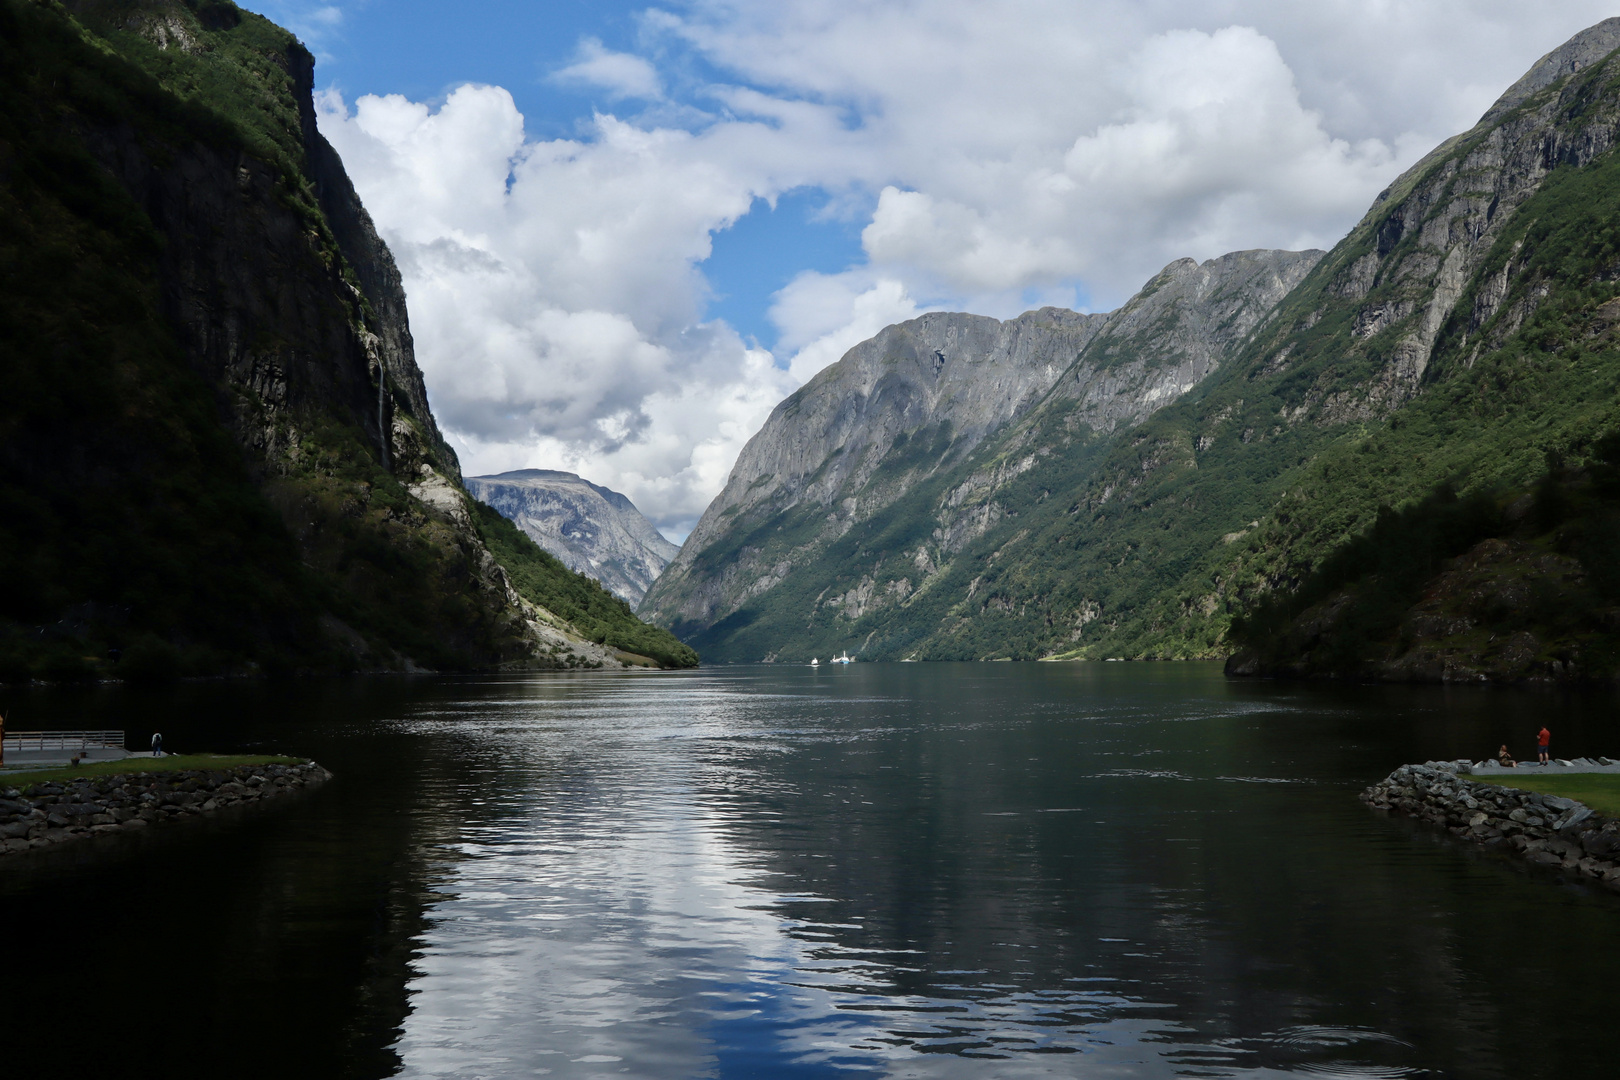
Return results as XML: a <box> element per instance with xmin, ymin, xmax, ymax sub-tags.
<box><xmin>273</xmin><ymin>0</ymin><xmax>1620</xmax><ymax>536</ymax></box>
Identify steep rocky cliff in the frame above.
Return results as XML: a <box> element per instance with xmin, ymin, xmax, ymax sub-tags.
<box><xmin>641</xmin><ymin>250</ymin><xmax>1320</xmax><ymax>659</ymax></box>
<box><xmin>466</xmin><ymin>470</ymin><xmax>679</xmax><ymax>606</ymax></box>
<box><xmin>1083</xmin><ymin>14</ymin><xmax>1620</xmax><ymax>668</ymax></box>
<box><xmin>646</xmin><ymin>17</ymin><xmax>1620</xmax><ymax>669</ymax></box>
<box><xmin>643</xmin><ymin>307</ymin><xmax>1106</xmax><ymax>633</ymax></box>
<box><xmin>0</xmin><ymin>0</ymin><xmax>692</xmax><ymax>676</ymax></box>
<box><xmin>924</xmin><ymin>17</ymin><xmax>1620</xmax><ymax>668</ymax></box>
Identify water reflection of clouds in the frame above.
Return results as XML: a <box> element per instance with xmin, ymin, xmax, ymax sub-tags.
<box><xmin>390</xmin><ymin>672</ymin><xmax>1420</xmax><ymax>1079</ymax></box>
<box><xmin>395</xmin><ymin>697</ymin><xmax>900</xmax><ymax>1076</ymax></box>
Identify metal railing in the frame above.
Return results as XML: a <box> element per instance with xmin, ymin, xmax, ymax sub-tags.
<box><xmin>2</xmin><ymin>730</ymin><xmax>125</xmax><ymax>752</ymax></box>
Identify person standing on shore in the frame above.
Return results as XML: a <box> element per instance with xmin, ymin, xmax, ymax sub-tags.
<box><xmin>1537</xmin><ymin>725</ymin><xmax>1551</xmax><ymax>765</ymax></box>
<box><xmin>151</xmin><ymin>731</ymin><xmax>163</xmax><ymax>758</ymax></box>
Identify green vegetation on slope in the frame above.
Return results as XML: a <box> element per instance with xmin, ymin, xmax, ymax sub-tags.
<box><xmin>668</xmin><ymin>420</ymin><xmax>1050</xmax><ymax>661</ymax></box>
<box><xmin>723</xmin><ymin>51</ymin><xmax>1620</xmax><ymax>666</ymax></box>
<box><xmin>672</xmin><ymin>44</ymin><xmax>1620</xmax><ymax>666</ymax></box>
<box><xmin>60</xmin><ymin>0</ymin><xmax>349</xmax><ymax>270</ymax></box>
<box><xmin>472</xmin><ymin>502</ymin><xmax>698</xmax><ymax>669</ymax></box>
<box><xmin>984</xmin><ymin>124</ymin><xmax>1620</xmax><ymax>666</ymax></box>
<box><xmin>1228</xmin><ymin>438</ymin><xmax>1620</xmax><ymax>680</ymax></box>
<box><xmin>1054</xmin><ymin>64</ymin><xmax>1620</xmax><ymax>662</ymax></box>
<box><xmin>64</xmin><ymin>0</ymin><xmax>311</xmax><ymax>167</ymax></box>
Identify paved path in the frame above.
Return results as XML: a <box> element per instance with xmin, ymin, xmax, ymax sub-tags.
<box><xmin>0</xmin><ymin>748</ymin><xmax>151</xmax><ymax>772</ymax></box>
<box><xmin>1463</xmin><ymin>757</ymin><xmax>1620</xmax><ymax>775</ymax></box>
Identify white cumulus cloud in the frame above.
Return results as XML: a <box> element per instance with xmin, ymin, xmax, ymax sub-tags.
<box><xmin>311</xmin><ymin>0</ymin><xmax>1620</xmax><ymax>539</ymax></box>
<box><xmin>318</xmin><ymin>84</ymin><xmax>804</xmax><ymax>537</ymax></box>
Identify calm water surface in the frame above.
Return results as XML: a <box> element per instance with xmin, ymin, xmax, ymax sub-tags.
<box><xmin>3</xmin><ymin>663</ymin><xmax>1619</xmax><ymax>1078</ymax></box>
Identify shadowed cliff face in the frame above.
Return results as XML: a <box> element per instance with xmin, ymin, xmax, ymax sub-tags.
<box><xmin>59</xmin><ymin>0</ymin><xmax>452</xmax><ymax>483</ymax></box>
<box><xmin>294</xmin><ymin>49</ymin><xmax>459</xmax><ymax>482</ymax></box>
<box><xmin>0</xmin><ymin>0</ymin><xmax>676</xmax><ymax>676</ymax></box>
<box><xmin>466</xmin><ymin>470</ymin><xmax>679</xmax><ymax>607</ymax></box>
<box><xmin>640</xmin><ymin>251</ymin><xmax>1320</xmax><ymax>659</ymax></box>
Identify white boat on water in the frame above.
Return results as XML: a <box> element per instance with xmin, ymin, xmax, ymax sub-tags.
<box><xmin>810</xmin><ymin>657</ymin><xmax>819</xmax><ymax>667</ymax></box>
<box><xmin>831</xmin><ymin>651</ymin><xmax>853</xmax><ymax>664</ymax></box>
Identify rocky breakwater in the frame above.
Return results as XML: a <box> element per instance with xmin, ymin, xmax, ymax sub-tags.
<box><xmin>0</xmin><ymin>762</ymin><xmax>332</xmax><ymax>857</ymax></box>
<box><xmin>1362</xmin><ymin>762</ymin><xmax>1620</xmax><ymax>891</ymax></box>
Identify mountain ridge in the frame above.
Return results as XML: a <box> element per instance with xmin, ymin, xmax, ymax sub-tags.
<box><xmin>645</xmin><ymin>16</ymin><xmax>1620</xmax><ymax>671</ymax></box>
<box><xmin>641</xmin><ymin>248</ymin><xmax>1322</xmax><ymax>657</ymax></box>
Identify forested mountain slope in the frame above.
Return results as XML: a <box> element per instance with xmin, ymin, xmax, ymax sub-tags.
<box><xmin>1226</xmin><ymin>443</ymin><xmax>1620</xmax><ymax>683</ymax></box>
<box><xmin>641</xmin><ymin>306</ymin><xmax>1107</xmax><ymax>635</ymax></box>
<box><xmin>0</xmin><ymin>0</ymin><xmax>694</xmax><ymax>677</ymax></box>
<box><xmin>1045</xmin><ymin>14</ymin><xmax>1620</xmax><ymax>664</ymax></box>
<box><xmin>648</xmin><ymin>17</ymin><xmax>1620</xmax><ymax>667</ymax></box>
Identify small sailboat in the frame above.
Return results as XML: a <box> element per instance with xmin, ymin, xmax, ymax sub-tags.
<box><xmin>810</xmin><ymin>657</ymin><xmax>819</xmax><ymax>667</ymax></box>
<box><xmin>831</xmin><ymin>651</ymin><xmax>853</xmax><ymax>665</ymax></box>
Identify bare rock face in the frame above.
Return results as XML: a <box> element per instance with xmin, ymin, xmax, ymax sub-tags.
<box><xmin>1050</xmin><ymin>249</ymin><xmax>1323</xmax><ymax>426</ymax></box>
<box><xmin>1479</xmin><ymin>17</ymin><xmax>1620</xmax><ymax>127</ymax></box>
<box><xmin>640</xmin><ymin>308</ymin><xmax>1104</xmax><ymax>633</ymax></box>
<box><xmin>1278</xmin><ymin>16</ymin><xmax>1620</xmax><ymax>429</ymax></box>
<box><xmin>467</xmin><ymin>471</ymin><xmax>679</xmax><ymax>606</ymax></box>
<box><xmin>675</xmin><ymin>307</ymin><xmax>1104</xmax><ymax>567</ymax></box>
<box><xmin>639</xmin><ymin>250</ymin><xmax>1320</xmax><ymax>652</ymax></box>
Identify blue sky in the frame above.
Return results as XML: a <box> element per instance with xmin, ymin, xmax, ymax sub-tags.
<box><xmin>242</xmin><ymin>0</ymin><xmax>1620</xmax><ymax>535</ymax></box>
<box><xmin>267</xmin><ymin>0</ymin><xmax>647</xmax><ymax>127</ymax></box>
<box><xmin>252</xmin><ymin>0</ymin><xmax>867</xmax><ymax>347</ymax></box>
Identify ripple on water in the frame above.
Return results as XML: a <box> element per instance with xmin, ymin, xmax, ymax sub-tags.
<box><xmin>1200</xmin><ymin>1026</ymin><xmax>1424</xmax><ymax>1078</ymax></box>
<box><xmin>378</xmin><ymin>666</ymin><xmax>1606</xmax><ymax>1079</ymax></box>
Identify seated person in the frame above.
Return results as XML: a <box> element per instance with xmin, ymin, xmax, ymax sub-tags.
<box><xmin>1497</xmin><ymin>744</ymin><xmax>1517</xmax><ymax>768</ymax></box>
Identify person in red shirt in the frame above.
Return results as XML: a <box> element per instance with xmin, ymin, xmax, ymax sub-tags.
<box><xmin>1537</xmin><ymin>726</ymin><xmax>1551</xmax><ymax>765</ymax></box>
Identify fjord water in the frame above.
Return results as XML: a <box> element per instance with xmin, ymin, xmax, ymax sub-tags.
<box><xmin>4</xmin><ymin>665</ymin><xmax>1619</xmax><ymax>1078</ymax></box>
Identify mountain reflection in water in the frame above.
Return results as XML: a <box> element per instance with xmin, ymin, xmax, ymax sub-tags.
<box><xmin>1</xmin><ymin>664</ymin><xmax>1617</xmax><ymax>1078</ymax></box>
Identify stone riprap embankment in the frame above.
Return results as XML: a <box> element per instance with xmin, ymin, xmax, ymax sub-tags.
<box><xmin>1362</xmin><ymin>762</ymin><xmax>1620</xmax><ymax>892</ymax></box>
<box><xmin>0</xmin><ymin>761</ymin><xmax>331</xmax><ymax>857</ymax></box>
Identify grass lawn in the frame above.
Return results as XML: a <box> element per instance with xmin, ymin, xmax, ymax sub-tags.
<box><xmin>0</xmin><ymin>754</ymin><xmax>304</xmax><ymax>788</ymax></box>
<box><xmin>1477</xmin><ymin>773</ymin><xmax>1620</xmax><ymax>817</ymax></box>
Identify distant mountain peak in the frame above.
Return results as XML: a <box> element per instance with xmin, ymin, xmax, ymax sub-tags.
<box><xmin>467</xmin><ymin>471</ymin><xmax>677</xmax><ymax>606</ymax></box>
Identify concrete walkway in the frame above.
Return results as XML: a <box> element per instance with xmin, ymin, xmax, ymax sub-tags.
<box><xmin>0</xmin><ymin>748</ymin><xmax>149</xmax><ymax>772</ymax></box>
<box><xmin>1462</xmin><ymin>757</ymin><xmax>1620</xmax><ymax>776</ymax></box>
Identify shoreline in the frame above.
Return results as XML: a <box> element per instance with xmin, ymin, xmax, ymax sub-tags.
<box><xmin>1362</xmin><ymin>762</ymin><xmax>1620</xmax><ymax>891</ymax></box>
<box><xmin>0</xmin><ymin>759</ymin><xmax>332</xmax><ymax>857</ymax></box>
<box><xmin>0</xmin><ymin>661</ymin><xmax>694</xmax><ymax>691</ymax></box>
